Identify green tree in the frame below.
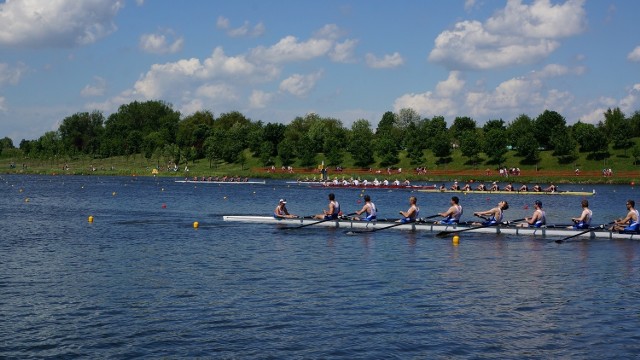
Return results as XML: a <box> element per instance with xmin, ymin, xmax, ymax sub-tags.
<box><xmin>450</xmin><ymin>116</ymin><xmax>476</xmax><ymax>149</ymax></box>
<box><xmin>432</xmin><ymin>131</ymin><xmax>452</xmax><ymax>164</ymax></box>
<box><xmin>349</xmin><ymin>119</ymin><xmax>375</xmax><ymax>168</ymax></box>
<box><xmin>405</xmin><ymin>122</ymin><xmax>426</xmax><ymax>165</ymax></box>
<box><xmin>459</xmin><ymin>130</ymin><xmax>482</xmax><ymax>164</ymax></box>
<box><xmin>506</xmin><ymin>114</ymin><xmax>534</xmax><ymax>151</ymax></box>
<box><xmin>277</xmin><ymin>138</ymin><xmax>296</xmax><ymax>167</ymax></box>
<box><xmin>297</xmin><ymin>134</ymin><xmax>317</xmax><ymax>167</ymax></box>
<box><xmin>515</xmin><ymin>132</ymin><xmax>540</xmax><ymax>164</ymax></box>
<box><xmin>534</xmin><ymin>110</ymin><xmax>566</xmax><ymax>150</ymax></box>
<box><xmin>483</xmin><ymin>128</ymin><xmax>508</xmax><ymax>165</ymax></box>
<box><xmin>58</xmin><ymin>111</ymin><xmax>104</xmax><ymax>155</ymax></box>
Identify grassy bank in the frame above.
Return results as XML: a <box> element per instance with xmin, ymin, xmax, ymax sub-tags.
<box><xmin>1</xmin><ymin>146</ymin><xmax>638</xmax><ymax>184</ymax></box>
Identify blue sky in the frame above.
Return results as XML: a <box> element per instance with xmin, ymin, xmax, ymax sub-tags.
<box><xmin>1</xmin><ymin>0</ymin><xmax>639</xmax><ymax>144</ymax></box>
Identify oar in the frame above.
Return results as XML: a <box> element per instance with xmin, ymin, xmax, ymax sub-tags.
<box><xmin>346</xmin><ymin>218</ymin><xmax>420</xmax><ymax>235</ymax></box>
<box><xmin>283</xmin><ymin>213</ymin><xmax>356</xmax><ymax>230</ymax></box>
<box><xmin>554</xmin><ymin>222</ymin><xmax>613</xmax><ymax>243</ymax></box>
<box><xmin>435</xmin><ymin>218</ymin><xmax>525</xmax><ymax>238</ymax></box>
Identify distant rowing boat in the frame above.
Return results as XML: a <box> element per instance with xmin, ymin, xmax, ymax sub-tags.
<box><xmin>175</xmin><ymin>180</ymin><xmax>266</xmax><ymax>184</ymax></box>
<box><xmin>286</xmin><ymin>181</ymin><xmax>437</xmax><ymax>190</ymax></box>
<box><xmin>417</xmin><ymin>189</ymin><xmax>594</xmax><ymax>196</ymax></box>
<box><xmin>222</xmin><ymin>215</ymin><xmax>637</xmax><ymax>240</ymax></box>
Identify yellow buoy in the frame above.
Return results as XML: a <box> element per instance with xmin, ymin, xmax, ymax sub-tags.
<box><xmin>452</xmin><ymin>235</ymin><xmax>459</xmax><ymax>245</ymax></box>
<box><xmin>193</xmin><ymin>221</ymin><xmax>199</xmax><ymax>229</ymax></box>
<box><xmin>88</xmin><ymin>215</ymin><xmax>94</xmax><ymax>223</ymax></box>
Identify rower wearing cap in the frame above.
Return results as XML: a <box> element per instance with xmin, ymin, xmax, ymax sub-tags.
<box><xmin>354</xmin><ymin>194</ymin><xmax>377</xmax><ymax>221</ymax></box>
<box><xmin>274</xmin><ymin>199</ymin><xmax>296</xmax><ymax>219</ymax></box>
<box><xmin>519</xmin><ymin>200</ymin><xmax>546</xmax><ymax>227</ymax></box>
<box><xmin>490</xmin><ymin>182</ymin><xmax>499</xmax><ymax>191</ymax></box>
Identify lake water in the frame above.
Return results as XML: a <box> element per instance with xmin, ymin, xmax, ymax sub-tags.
<box><xmin>1</xmin><ymin>174</ymin><xmax>640</xmax><ymax>358</ymax></box>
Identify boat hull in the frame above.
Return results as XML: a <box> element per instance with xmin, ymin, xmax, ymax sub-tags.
<box><xmin>222</xmin><ymin>216</ymin><xmax>639</xmax><ymax>240</ymax></box>
<box><xmin>417</xmin><ymin>189</ymin><xmax>594</xmax><ymax>196</ymax></box>
<box><xmin>175</xmin><ymin>180</ymin><xmax>266</xmax><ymax>184</ymax></box>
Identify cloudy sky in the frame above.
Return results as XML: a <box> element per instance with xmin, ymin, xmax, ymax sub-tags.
<box><xmin>1</xmin><ymin>0</ymin><xmax>639</xmax><ymax>144</ymax></box>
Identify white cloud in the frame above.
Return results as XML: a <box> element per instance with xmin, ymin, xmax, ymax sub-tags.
<box><xmin>628</xmin><ymin>46</ymin><xmax>640</xmax><ymax>62</ymax></box>
<box><xmin>249</xmin><ymin>90</ymin><xmax>274</xmax><ymax>109</ymax></box>
<box><xmin>0</xmin><ymin>62</ymin><xmax>27</xmax><ymax>87</ymax></box>
<box><xmin>429</xmin><ymin>0</ymin><xmax>587</xmax><ymax>70</ymax></box>
<box><xmin>0</xmin><ymin>96</ymin><xmax>6</xmax><ymax>111</ymax></box>
<box><xmin>330</xmin><ymin>39</ymin><xmax>358</xmax><ymax>63</ymax></box>
<box><xmin>435</xmin><ymin>71</ymin><xmax>465</xmax><ymax>97</ymax></box>
<box><xmin>365</xmin><ymin>52</ymin><xmax>404</xmax><ymax>69</ymax></box>
<box><xmin>250</xmin><ymin>36</ymin><xmax>333</xmax><ymax>63</ymax></box>
<box><xmin>80</xmin><ymin>76</ymin><xmax>107</xmax><ymax>97</ymax></box>
<box><xmin>0</xmin><ymin>0</ymin><xmax>123</xmax><ymax>47</ymax></box>
<box><xmin>464</xmin><ymin>0</ymin><xmax>477</xmax><ymax>12</ymax></box>
<box><xmin>135</xmin><ymin>0</ymin><xmax>145</xmax><ymax>6</ymax></box>
<box><xmin>279</xmin><ymin>71</ymin><xmax>323</xmax><ymax>97</ymax></box>
<box><xmin>216</xmin><ymin>16</ymin><xmax>265</xmax><ymax>38</ymax></box>
<box><xmin>140</xmin><ymin>30</ymin><xmax>184</xmax><ymax>54</ymax></box>
<box><xmin>195</xmin><ymin>83</ymin><xmax>237</xmax><ymax>101</ymax></box>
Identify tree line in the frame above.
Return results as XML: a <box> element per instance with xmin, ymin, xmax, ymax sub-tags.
<box><xmin>2</xmin><ymin>100</ymin><xmax>640</xmax><ymax>168</ymax></box>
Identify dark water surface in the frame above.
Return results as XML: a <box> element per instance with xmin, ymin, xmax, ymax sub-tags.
<box><xmin>2</xmin><ymin>175</ymin><xmax>640</xmax><ymax>359</ymax></box>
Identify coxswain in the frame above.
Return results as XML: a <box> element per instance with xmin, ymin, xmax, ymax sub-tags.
<box><xmin>436</xmin><ymin>196</ymin><xmax>463</xmax><ymax>224</ymax></box>
<box><xmin>472</xmin><ymin>201</ymin><xmax>509</xmax><ymax>225</ymax></box>
<box><xmin>274</xmin><ymin>199</ymin><xmax>296</xmax><ymax>219</ymax></box>
<box><xmin>570</xmin><ymin>199</ymin><xmax>592</xmax><ymax>229</ymax></box>
<box><xmin>354</xmin><ymin>194</ymin><xmax>377</xmax><ymax>221</ymax></box>
<box><xmin>398</xmin><ymin>196</ymin><xmax>419</xmax><ymax>223</ymax></box>
<box><xmin>519</xmin><ymin>200</ymin><xmax>546</xmax><ymax>227</ymax></box>
<box><xmin>610</xmin><ymin>200</ymin><xmax>640</xmax><ymax>232</ymax></box>
<box><xmin>314</xmin><ymin>193</ymin><xmax>341</xmax><ymax>220</ymax></box>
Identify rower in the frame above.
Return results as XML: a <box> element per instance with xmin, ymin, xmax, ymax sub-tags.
<box><xmin>461</xmin><ymin>183</ymin><xmax>471</xmax><ymax>191</ymax></box>
<box><xmin>436</xmin><ymin>196</ymin><xmax>462</xmax><ymax>224</ymax></box>
<box><xmin>504</xmin><ymin>183</ymin><xmax>514</xmax><ymax>192</ymax></box>
<box><xmin>544</xmin><ymin>183</ymin><xmax>557</xmax><ymax>192</ymax></box>
<box><xmin>490</xmin><ymin>182</ymin><xmax>499</xmax><ymax>191</ymax></box>
<box><xmin>398</xmin><ymin>196</ymin><xmax>419</xmax><ymax>223</ymax></box>
<box><xmin>354</xmin><ymin>194</ymin><xmax>377</xmax><ymax>221</ymax></box>
<box><xmin>519</xmin><ymin>184</ymin><xmax>528</xmax><ymax>192</ymax></box>
<box><xmin>610</xmin><ymin>199</ymin><xmax>640</xmax><ymax>232</ymax></box>
<box><xmin>472</xmin><ymin>201</ymin><xmax>509</xmax><ymax>225</ymax></box>
<box><xmin>450</xmin><ymin>181</ymin><xmax>460</xmax><ymax>191</ymax></box>
<box><xmin>314</xmin><ymin>193</ymin><xmax>341</xmax><ymax>220</ymax></box>
<box><xmin>519</xmin><ymin>200</ymin><xmax>546</xmax><ymax>227</ymax></box>
<box><xmin>274</xmin><ymin>199</ymin><xmax>297</xmax><ymax>219</ymax></box>
<box><xmin>570</xmin><ymin>199</ymin><xmax>592</xmax><ymax>229</ymax></box>
<box><xmin>532</xmin><ymin>184</ymin><xmax>542</xmax><ymax>192</ymax></box>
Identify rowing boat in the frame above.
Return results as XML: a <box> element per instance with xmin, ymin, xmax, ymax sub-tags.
<box><xmin>222</xmin><ymin>215</ymin><xmax>639</xmax><ymax>240</ymax></box>
<box><xmin>288</xmin><ymin>182</ymin><xmax>437</xmax><ymax>190</ymax></box>
<box><xmin>175</xmin><ymin>180</ymin><xmax>266</xmax><ymax>184</ymax></box>
<box><xmin>417</xmin><ymin>189</ymin><xmax>594</xmax><ymax>196</ymax></box>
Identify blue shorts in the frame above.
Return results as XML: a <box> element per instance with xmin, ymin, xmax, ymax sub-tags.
<box><xmin>482</xmin><ymin>220</ymin><xmax>498</xmax><ymax>226</ymax></box>
<box><xmin>439</xmin><ymin>219</ymin><xmax>459</xmax><ymax>225</ymax></box>
<box><xmin>400</xmin><ymin>217</ymin><xmax>414</xmax><ymax>224</ymax></box>
<box><xmin>623</xmin><ymin>224</ymin><xmax>640</xmax><ymax>233</ymax></box>
<box><xmin>364</xmin><ymin>214</ymin><xmax>376</xmax><ymax>222</ymax></box>
<box><xmin>573</xmin><ymin>222</ymin><xmax>589</xmax><ymax>229</ymax></box>
<box><xmin>324</xmin><ymin>214</ymin><xmax>338</xmax><ymax>220</ymax></box>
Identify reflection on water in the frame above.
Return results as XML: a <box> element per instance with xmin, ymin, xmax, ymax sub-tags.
<box><xmin>1</xmin><ymin>175</ymin><xmax>640</xmax><ymax>358</ymax></box>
